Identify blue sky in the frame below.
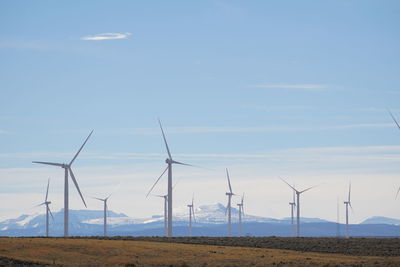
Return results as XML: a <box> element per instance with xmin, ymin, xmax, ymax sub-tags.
<box><xmin>1</xmin><ymin>1</ymin><xmax>400</xmax><ymax>223</ymax></box>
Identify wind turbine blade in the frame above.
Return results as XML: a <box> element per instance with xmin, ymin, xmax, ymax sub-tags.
<box><xmin>171</xmin><ymin>160</ymin><xmax>194</xmax><ymax>167</ymax></box>
<box><xmin>299</xmin><ymin>184</ymin><xmax>319</xmax><ymax>194</ymax></box>
<box><xmin>172</xmin><ymin>179</ymin><xmax>180</xmax><ymax>190</ymax></box>
<box><xmin>151</xmin><ymin>194</ymin><xmax>165</xmax><ymax>198</ymax></box>
<box><xmin>226</xmin><ymin>169</ymin><xmax>233</xmax><ymax>193</ymax></box>
<box><xmin>388</xmin><ymin>109</ymin><xmax>400</xmax><ymax>131</ymax></box>
<box><xmin>192</xmin><ymin>206</ymin><xmax>196</xmax><ymax>222</ymax></box>
<box><xmin>241</xmin><ymin>193</ymin><xmax>244</xmax><ymax>206</ymax></box>
<box><xmin>48</xmin><ymin>206</ymin><xmax>54</xmax><ymax>221</ymax></box>
<box><xmin>32</xmin><ymin>161</ymin><xmax>63</xmax><ymax>167</ymax></box>
<box><xmin>396</xmin><ymin>186</ymin><xmax>400</xmax><ymax>199</ymax></box>
<box><xmin>292</xmin><ymin>188</ymin><xmax>296</xmax><ymax>205</ymax></box>
<box><xmin>146</xmin><ymin>166</ymin><xmax>169</xmax><ymax>198</ymax></box>
<box><xmin>105</xmin><ymin>193</ymin><xmax>112</xmax><ymax>200</ymax></box>
<box><xmin>45</xmin><ymin>178</ymin><xmax>50</xmax><ymax>202</ymax></box>
<box><xmin>192</xmin><ymin>193</ymin><xmax>194</xmax><ymax>206</ymax></box>
<box><xmin>158</xmin><ymin>119</ymin><xmax>172</xmax><ymax>160</ymax></box>
<box><xmin>36</xmin><ymin>202</ymin><xmax>46</xmax><ymax>207</ymax></box>
<box><xmin>69</xmin><ymin>167</ymin><xmax>87</xmax><ymax>207</ymax></box>
<box><xmin>280</xmin><ymin>178</ymin><xmax>297</xmax><ymax>192</ymax></box>
<box><xmin>171</xmin><ymin>160</ymin><xmax>209</xmax><ymax>170</ymax></box>
<box><xmin>69</xmin><ymin>130</ymin><xmax>93</xmax><ymax>166</ymax></box>
<box><xmin>348</xmin><ymin>181</ymin><xmax>351</xmax><ymax>202</ymax></box>
<box><xmin>91</xmin><ymin>196</ymin><xmax>105</xmax><ymax>202</ymax></box>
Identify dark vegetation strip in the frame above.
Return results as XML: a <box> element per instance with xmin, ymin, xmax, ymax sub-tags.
<box><xmin>71</xmin><ymin>236</ymin><xmax>400</xmax><ymax>257</ymax></box>
<box><xmin>0</xmin><ymin>256</ymin><xmax>48</xmax><ymax>266</ymax></box>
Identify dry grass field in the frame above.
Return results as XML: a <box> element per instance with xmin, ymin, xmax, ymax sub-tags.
<box><xmin>0</xmin><ymin>237</ymin><xmax>400</xmax><ymax>266</ymax></box>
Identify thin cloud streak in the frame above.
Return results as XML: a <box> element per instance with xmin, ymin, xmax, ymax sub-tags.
<box><xmin>250</xmin><ymin>84</ymin><xmax>327</xmax><ymax>91</ymax></box>
<box><xmin>121</xmin><ymin>123</ymin><xmax>393</xmax><ymax>135</ymax></box>
<box><xmin>81</xmin><ymin>33</ymin><xmax>131</xmax><ymax>41</ymax></box>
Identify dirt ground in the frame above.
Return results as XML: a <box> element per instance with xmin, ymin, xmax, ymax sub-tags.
<box><xmin>1</xmin><ymin>237</ymin><xmax>400</xmax><ymax>266</ymax></box>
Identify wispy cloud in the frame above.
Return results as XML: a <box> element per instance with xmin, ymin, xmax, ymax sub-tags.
<box><xmin>249</xmin><ymin>84</ymin><xmax>327</xmax><ymax>91</ymax></box>
<box><xmin>80</xmin><ymin>32</ymin><xmax>131</xmax><ymax>41</ymax></box>
<box><xmin>118</xmin><ymin>123</ymin><xmax>393</xmax><ymax>135</ymax></box>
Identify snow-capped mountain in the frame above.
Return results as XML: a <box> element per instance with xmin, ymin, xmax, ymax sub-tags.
<box><xmin>361</xmin><ymin>216</ymin><xmax>400</xmax><ymax>225</ymax></box>
<box><xmin>0</xmin><ymin>203</ymin><xmax>399</xmax><ymax>237</ymax></box>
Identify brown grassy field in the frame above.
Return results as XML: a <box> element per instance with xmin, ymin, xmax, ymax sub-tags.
<box><xmin>1</xmin><ymin>237</ymin><xmax>400</xmax><ymax>266</ymax></box>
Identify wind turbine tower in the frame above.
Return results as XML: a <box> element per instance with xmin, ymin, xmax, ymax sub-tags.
<box><xmin>146</xmin><ymin>120</ymin><xmax>193</xmax><ymax>237</ymax></box>
<box><xmin>289</xmin><ymin>188</ymin><xmax>296</xmax><ymax>237</ymax></box>
<box><xmin>93</xmin><ymin>194</ymin><xmax>112</xmax><ymax>237</ymax></box>
<box><xmin>33</xmin><ymin>130</ymin><xmax>93</xmax><ymax>237</ymax></box>
<box><xmin>344</xmin><ymin>182</ymin><xmax>352</xmax><ymax>238</ymax></box>
<box><xmin>152</xmin><ymin>194</ymin><xmax>168</xmax><ymax>236</ymax></box>
<box><xmin>225</xmin><ymin>169</ymin><xmax>236</xmax><ymax>237</ymax></box>
<box><xmin>237</xmin><ymin>193</ymin><xmax>244</xmax><ymax>236</ymax></box>
<box><xmin>281</xmin><ymin>179</ymin><xmax>317</xmax><ymax>237</ymax></box>
<box><xmin>187</xmin><ymin>194</ymin><xmax>195</xmax><ymax>236</ymax></box>
<box><xmin>37</xmin><ymin>178</ymin><xmax>54</xmax><ymax>237</ymax></box>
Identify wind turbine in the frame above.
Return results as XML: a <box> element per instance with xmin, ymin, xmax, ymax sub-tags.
<box><xmin>288</xmin><ymin>188</ymin><xmax>296</xmax><ymax>237</ymax></box>
<box><xmin>32</xmin><ymin>130</ymin><xmax>93</xmax><ymax>237</ymax></box>
<box><xmin>92</xmin><ymin>194</ymin><xmax>112</xmax><ymax>237</ymax></box>
<box><xmin>37</xmin><ymin>178</ymin><xmax>54</xmax><ymax>237</ymax></box>
<box><xmin>152</xmin><ymin>194</ymin><xmax>168</xmax><ymax>236</ymax></box>
<box><xmin>343</xmin><ymin>182</ymin><xmax>352</xmax><ymax>238</ymax></box>
<box><xmin>388</xmin><ymin>110</ymin><xmax>400</xmax><ymax>199</ymax></box>
<box><xmin>187</xmin><ymin>194</ymin><xmax>196</xmax><ymax>236</ymax></box>
<box><xmin>149</xmin><ymin>180</ymin><xmax>179</xmax><ymax>236</ymax></box>
<box><xmin>237</xmin><ymin>193</ymin><xmax>244</xmax><ymax>236</ymax></box>
<box><xmin>225</xmin><ymin>169</ymin><xmax>236</xmax><ymax>237</ymax></box>
<box><xmin>146</xmin><ymin>120</ymin><xmax>194</xmax><ymax>237</ymax></box>
<box><xmin>281</xmin><ymin>178</ymin><xmax>317</xmax><ymax>237</ymax></box>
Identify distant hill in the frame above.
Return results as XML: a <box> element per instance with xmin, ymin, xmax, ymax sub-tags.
<box><xmin>361</xmin><ymin>216</ymin><xmax>400</xmax><ymax>225</ymax></box>
<box><xmin>0</xmin><ymin>203</ymin><xmax>399</xmax><ymax>237</ymax></box>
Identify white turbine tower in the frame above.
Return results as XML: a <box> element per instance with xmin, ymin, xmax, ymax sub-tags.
<box><xmin>281</xmin><ymin>178</ymin><xmax>317</xmax><ymax>237</ymax></box>
<box><xmin>237</xmin><ymin>193</ymin><xmax>244</xmax><ymax>236</ymax></box>
<box><xmin>288</xmin><ymin>188</ymin><xmax>296</xmax><ymax>237</ymax></box>
<box><xmin>187</xmin><ymin>194</ymin><xmax>195</xmax><ymax>236</ymax></box>
<box><xmin>93</xmin><ymin>194</ymin><xmax>112</xmax><ymax>237</ymax></box>
<box><xmin>146</xmin><ymin>120</ymin><xmax>193</xmax><ymax>237</ymax></box>
<box><xmin>152</xmin><ymin>194</ymin><xmax>168</xmax><ymax>236</ymax></box>
<box><xmin>344</xmin><ymin>182</ymin><xmax>352</xmax><ymax>238</ymax></box>
<box><xmin>225</xmin><ymin>169</ymin><xmax>236</xmax><ymax>237</ymax></box>
<box><xmin>37</xmin><ymin>178</ymin><xmax>54</xmax><ymax>237</ymax></box>
<box><xmin>33</xmin><ymin>130</ymin><xmax>93</xmax><ymax>237</ymax></box>
<box><xmin>388</xmin><ymin>110</ymin><xmax>400</xmax><ymax>199</ymax></box>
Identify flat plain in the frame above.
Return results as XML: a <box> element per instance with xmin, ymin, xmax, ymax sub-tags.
<box><xmin>0</xmin><ymin>237</ymin><xmax>399</xmax><ymax>266</ymax></box>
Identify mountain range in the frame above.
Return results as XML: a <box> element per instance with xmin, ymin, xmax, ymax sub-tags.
<box><xmin>1</xmin><ymin>203</ymin><xmax>399</xmax><ymax>237</ymax></box>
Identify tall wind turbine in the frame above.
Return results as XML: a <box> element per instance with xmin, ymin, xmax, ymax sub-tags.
<box><xmin>37</xmin><ymin>178</ymin><xmax>54</xmax><ymax>237</ymax></box>
<box><xmin>288</xmin><ymin>188</ymin><xmax>296</xmax><ymax>237</ymax></box>
<box><xmin>146</xmin><ymin>120</ymin><xmax>193</xmax><ymax>237</ymax></box>
<box><xmin>225</xmin><ymin>169</ymin><xmax>236</xmax><ymax>237</ymax></box>
<box><xmin>187</xmin><ymin>194</ymin><xmax>195</xmax><ymax>236</ymax></box>
<box><xmin>33</xmin><ymin>130</ymin><xmax>93</xmax><ymax>237</ymax></box>
<box><xmin>343</xmin><ymin>182</ymin><xmax>352</xmax><ymax>238</ymax></box>
<box><xmin>93</xmin><ymin>194</ymin><xmax>112</xmax><ymax>237</ymax></box>
<box><xmin>388</xmin><ymin>110</ymin><xmax>400</xmax><ymax>199</ymax></box>
<box><xmin>237</xmin><ymin>193</ymin><xmax>244</xmax><ymax>236</ymax></box>
<box><xmin>281</xmin><ymin>179</ymin><xmax>317</xmax><ymax>237</ymax></box>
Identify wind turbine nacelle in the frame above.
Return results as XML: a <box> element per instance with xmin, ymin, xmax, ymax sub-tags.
<box><xmin>226</xmin><ymin>192</ymin><xmax>233</xmax><ymax>196</ymax></box>
<box><xmin>165</xmin><ymin>158</ymin><xmax>172</xmax><ymax>164</ymax></box>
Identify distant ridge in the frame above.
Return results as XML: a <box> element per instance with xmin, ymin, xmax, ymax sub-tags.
<box><xmin>0</xmin><ymin>204</ymin><xmax>399</xmax><ymax>237</ymax></box>
<box><xmin>361</xmin><ymin>216</ymin><xmax>400</xmax><ymax>225</ymax></box>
